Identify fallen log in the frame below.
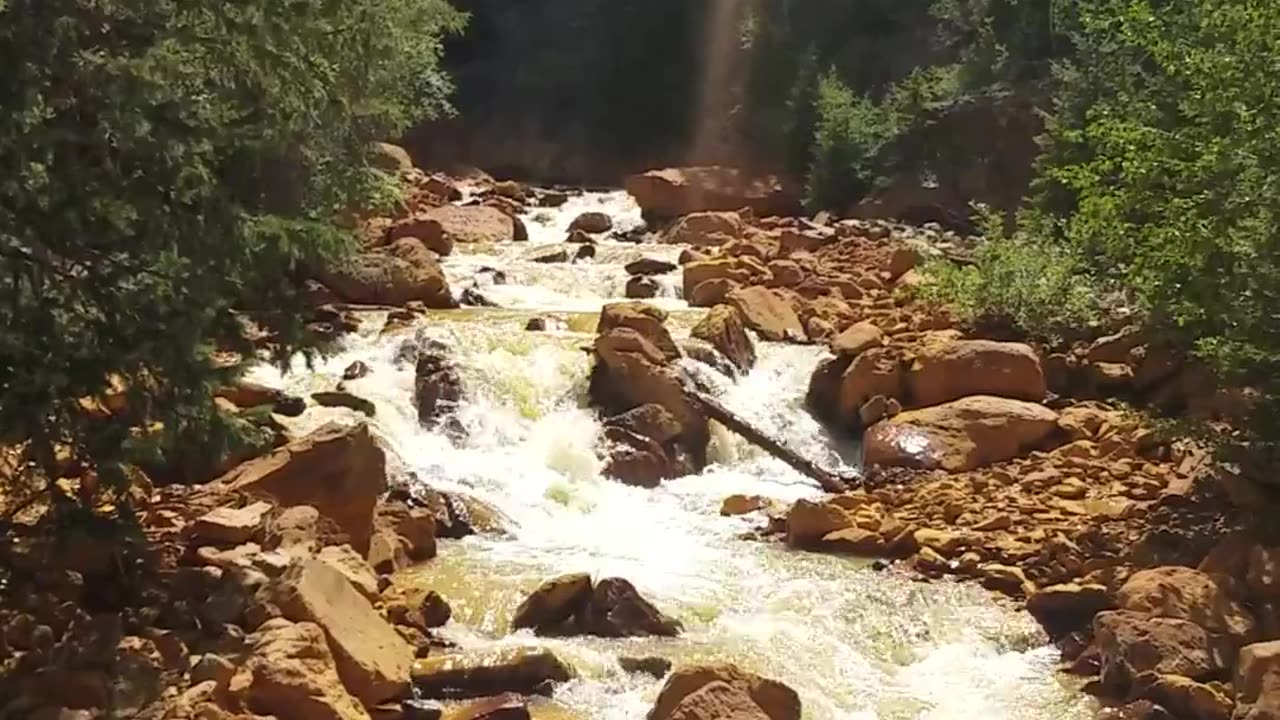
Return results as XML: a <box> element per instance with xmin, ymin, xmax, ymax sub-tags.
<box><xmin>680</xmin><ymin>379</ymin><xmax>857</xmax><ymax>494</ymax></box>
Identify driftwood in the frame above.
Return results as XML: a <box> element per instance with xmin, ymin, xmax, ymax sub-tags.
<box><xmin>681</xmin><ymin>381</ymin><xmax>857</xmax><ymax>494</ymax></box>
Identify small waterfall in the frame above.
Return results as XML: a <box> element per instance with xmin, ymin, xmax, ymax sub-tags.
<box><xmin>248</xmin><ymin>190</ymin><xmax>1095</xmax><ymax>720</ymax></box>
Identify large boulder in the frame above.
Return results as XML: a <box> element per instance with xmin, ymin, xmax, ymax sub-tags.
<box><xmin>592</xmin><ymin>328</ymin><xmax>702</xmax><ymax>440</ymax></box>
<box><xmin>830</xmin><ymin>322</ymin><xmax>884</xmax><ymax>358</ymax></box>
<box><xmin>863</xmin><ymin>396</ymin><xmax>1060</xmax><ymax>471</ymax></box>
<box><xmin>726</xmin><ymin>287</ymin><xmax>805</xmax><ymax>342</ymax></box>
<box><xmin>569</xmin><ymin>211</ymin><xmax>613</xmax><ymax>234</ymax></box>
<box><xmin>1235</xmin><ymin>641</ymin><xmax>1280</xmax><ymax>720</ymax></box>
<box><xmin>582</xmin><ymin>577</ymin><xmax>683</xmax><ymax>638</ymax></box>
<box><xmin>665</xmin><ymin>211</ymin><xmax>745</xmax><ymax>246</ymax></box>
<box><xmin>243</xmin><ymin>619</ymin><xmax>369</xmax><ymax>720</ymax></box>
<box><xmin>423</xmin><ymin>206</ymin><xmax>516</xmax><ymax>244</ymax></box>
<box><xmin>906</xmin><ymin>340</ymin><xmax>1046</xmax><ymax>408</ymax></box>
<box><xmin>624</xmin><ymin>167</ymin><xmax>800</xmax><ymax>220</ymax></box>
<box><xmin>318</xmin><ymin>252</ymin><xmax>452</xmax><ymax>308</ymax></box>
<box><xmin>648</xmin><ymin>665</ymin><xmax>801</xmax><ymax>720</ymax></box>
<box><xmin>411</xmin><ymin>648</ymin><xmax>574</xmax><ymax>699</ymax></box>
<box><xmin>258</xmin><ymin>558</ymin><xmax>414</xmax><ymax>705</ymax></box>
<box><xmin>665</xmin><ymin>682</ymin><xmax>771</xmax><ymax>720</ymax></box>
<box><xmin>511</xmin><ymin>573</ymin><xmax>593</xmax><ymax>633</ymax></box>
<box><xmin>1092</xmin><ymin>610</ymin><xmax>1234</xmax><ymax>692</ymax></box>
<box><xmin>831</xmin><ymin>347</ymin><xmax>904</xmax><ymax>429</ymax></box>
<box><xmin>684</xmin><ymin>259</ymin><xmax>756</xmax><ymax>305</ymax></box>
<box><xmin>785</xmin><ymin>499</ymin><xmax>853</xmax><ymax>548</ymax></box>
<box><xmin>219</xmin><ymin>423</ymin><xmax>385</xmax><ymax>554</ymax></box>
<box><xmin>691</xmin><ymin>305</ymin><xmax>756</xmax><ymax>374</ymax></box>
<box><xmin>598</xmin><ymin>303</ymin><xmax>681</xmax><ymax>361</ymax></box>
<box><xmin>1118</xmin><ymin>567</ymin><xmax>1257</xmax><ymax>645</ymax></box>
<box><xmin>388</xmin><ymin>215</ymin><xmax>452</xmax><ymax>256</ymax></box>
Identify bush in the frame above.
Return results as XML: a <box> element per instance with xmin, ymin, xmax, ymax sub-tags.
<box><xmin>804</xmin><ymin>73</ymin><xmax>899</xmax><ymax>210</ymax></box>
<box><xmin>0</xmin><ymin>0</ymin><xmax>465</xmax><ymax>504</ymax></box>
<box><xmin>917</xmin><ymin>207</ymin><xmax>1101</xmax><ymax>339</ymax></box>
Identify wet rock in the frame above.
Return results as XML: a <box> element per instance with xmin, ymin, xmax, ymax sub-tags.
<box><xmin>524</xmin><ymin>318</ymin><xmax>548</xmax><ymax>332</ymax></box>
<box><xmin>388</xmin><ymin>219</ymin><xmax>453</xmax><ymax>257</ymax></box>
<box><xmin>666</xmin><ymin>681</ymin><xmax>771</xmax><ymax>720</ymax></box>
<box><xmin>218</xmin><ymin>422</ymin><xmax>386</xmax><ymax>554</ymax></box>
<box><xmin>318</xmin><ymin>251</ymin><xmax>452</xmax><ymax>308</ymax></box>
<box><xmin>570</xmin><ymin>211</ymin><xmax>613</xmax><ymax>234</ymax></box>
<box><xmin>492</xmin><ymin>180</ymin><xmax>526</xmax><ymax>200</ymax></box>
<box><xmin>373</xmin><ymin>500</ymin><xmax>438</xmax><ymax>564</ymax></box>
<box><xmin>665</xmin><ymin>211</ymin><xmax>745</xmax><ymax>246</ymax></box>
<box><xmin>621</xmin><ymin>656</ymin><xmax>673</xmax><ymax>679</ymax></box>
<box><xmin>688</xmin><ymin>277</ymin><xmax>742</xmax><ymax>308</ymax></box>
<box><xmin>648</xmin><ymin>664</ymin><xmax>801</xmax><ymax>720</ymax></box>
<box><xmin>215</xmin><ymin>380</ymin><xmax>303</xmax><ymax>414</ymax></box>
<box><xmin>343</xmin><ymin>361</ymin><xmax>371</xmax><ymax>380</ymax></box>
<box><xmin>831</xmin><ymin>347</ymin><xmax>904</xmax><ymax>429</ymax></box>
<box><xmin>598</xmin><ymin>302</ymin><xmax>681</xmax><ymax>360</ymax></box>
<box><xmin>726</xmin><ymin>286</ymin><xmax>805</xmax><ymax>342</ymax></box>
<box><xmin>1092</xmin><ymin>611</ymin><xmax>1233</xmax><ymax>692</ymax></box>
<box><xmin>460</xmin><ymin>286</ymin><xmax>498</xmax><ymax>307</ymax></box>
<box><xmin>683</xmin><ymin>258</ymin><xmax>753</xmax><ymax>301</ymax></box>
<box><xmin>415</xmin><ymin>352</ymin><xmax>464</xmax><ymax>430</ymax></box>
<box><xmin>1129</xmin><ymin>674</ymin><xmax>1233</xmax><ymax>720</ymax></box>
<box><xmin>626</xmin><ymin>276</ymin><xmax>660</xmax><ymax>299</ymax></box>
<box><xmin>411</xmin><ymin>648</ymin><xmax>574</xmax><ymax>699</ymax></box>
<box><xmin>625</xmin><ymin>167</ymin><xmax>799</xmax><ymax>220</ymax></box>
<box><xmin>511</xmin><ymin>573</ymin><xmax>593</xmax><ymax>633</ymax></box>
<box><xmin>190</xmin><ymin>502</ymin><xmax>272</xmax><ymax>546</ymax></box>
<box><xmin>573</xmin><ymin>244</ymin><xmax>596</xmax><ymax>261</ymax></box>
<box><xmin>785</xmin><ymin>499</ymin><xmax>853</xmax><ymax>548</ymax></box>
<box><xmin>626</xmin><ymin>258</ymin><xmax>678</xmax><ymax>276</ymax></box>
<box><xmin>442</xmin><ymin>694</ymin><xmax>530</xmax><ymax>720</ymax></box>
<box><xmin>423</xmin><ymin>206</ymin><xmax>515</xmax><ymax>244</ymax></box>
<box><xmin>864</xmin><ymin>396</ymin><xmax>1060</xmax><ymax>472</ymax></box>
<box><xmin>404</xmin><ymin>699</ymin><xmax>446</xmax><ymax>720</ymax></box>
<box><xmin>537</xmin><ymin>190</ymin><xmax>570</xmax><ymax>208</ymax></box>
<box><xmin>1026</xmin><ymin>584</ymin><xmax>1116</xmax><ymax>639</ymax></box>
<box><xmin>606</xmin><ymin>404</ymin><xmax>684</xmax><ymax>445</ymax></box>
<box><xmin>906</xmin><ymin>340</ymin><xmax>1046</xmax><ymax>408</ymax></box>
<box><xmin>1117</xmin><ymin>567</ymin><xmax>1256</xmax><ymax>644</ymax></box>
<box><xmin>258</xmin><ymin>558</ymin><xmax>414</xmax><ymax>705</ymax></box>
<box><xmin>1235</xmin><ymin>641</ymin><xmax>1280</xmax><ymax>720</ymax></box>
<box><xmin>681</xmin><ymin>338</ymin><xmax>739</xmax><ymax>378</ymax></box>
<box><xmin>244</xmin><ymin>618</ymin><xmax>368</xmax><ymax>720</ymax></box>
<box><xmin>312</xmin><ymin>391</ymin><xmax>377</xmax><ymax>417</ymax></box>
<box><xmin>691</xmin><ymin>305</ymin><xmax>756</xmax><ymax>374</ymax></box>
<box><xmin>385</xmin><ymin>584</ymin><xmax>453</xmax><ymax>631</ymax></box>
<box><xmin>830</xmin><ymin>322</ymin><xmax>884</xmax><ymax>358</ymax></box>
<box><xmin>583</xmin><ymin>577</ymin><xmax>682</xmax><ymax>637</ymax></box>
<box><xmin>528</xmin><ymin>247</ymin><xmax>569</xmax><ymax>264</ymax></box>
<box><xmin>721</xmin><ymin>495</ymin><xmax>767</xmax><ymax>516</ymax></box>
<box><xmin>603</xmin><ymin>426</ymin><xmax>683</xmax><ymax>488</ymax></box>
<box><xmin>592</xmin><ymin>330</ymin><xmax>699</xmax><ymax>434</ymax></box>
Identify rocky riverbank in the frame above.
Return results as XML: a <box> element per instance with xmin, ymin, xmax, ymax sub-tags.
<box><xmin>3</xmin><ymin>154</ymin><xmax>1276</xmax><ymax>720</ymax></box>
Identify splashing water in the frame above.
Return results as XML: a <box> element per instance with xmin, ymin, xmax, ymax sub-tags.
<box><xmin>250</xmin><ymin>190</ymin><xmax>1096</xmax><ymax>719</ymax></box>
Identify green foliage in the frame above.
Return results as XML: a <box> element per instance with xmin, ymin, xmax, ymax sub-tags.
<box><xmin>1036</xmin><ymin>0</ymin><xmax>1280</xmax><ymax>454</ymax></box>
<box><xmin>0</xmin><ymin>0</ymin><xmax>464</xmax><ymax>499</ymax></box>
<box><xmin>917</xmin><ymin>206</ymin><xmax>1102</xmax><ymax>338</ymax></box>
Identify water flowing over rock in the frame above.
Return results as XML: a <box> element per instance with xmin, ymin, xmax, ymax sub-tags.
<box><xmin>691</xmin><ymin>305</ymin><xmax>756</xmax><ymax>374</ymax></box>
<box><xmin>217</xmin><ymin>423</ymin><xmax>386</xmax><ymax>554</ymax></box>
<box><xmin>863</xmin><ymin>396</ymin><xmax>1060</xmax><ymax>471</ymax></box>
<box><xmin>511</xmin><ymin>573</ymin><xmax>593</xmax><ymax>632</ymax></box>
<box><xmin>414</xmin><ymin>352</ymin><xmax>464</xmax><ymax>431</ymax></box>
<box><xmin>624</xmin><ymin>167</ymin><xmax>800</xmax><ymax>220</ymax></box>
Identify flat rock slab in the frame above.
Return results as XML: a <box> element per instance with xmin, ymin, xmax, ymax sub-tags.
<box><xmin>190</xmin><ymin>501</ymin><xmax>272</xmax><ymax>546</ymax></box>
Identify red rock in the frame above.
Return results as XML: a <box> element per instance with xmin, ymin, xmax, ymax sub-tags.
<box><xmin>864</xmin><ymin>396</ymin><xmax>1060</xmax><ymax>471</ymax></box>
<box><xmin>906</xmin><ymin>340</ymin><xmax>1046</xmax><ymax>408</ymax></box>
<box><xmin>625</xmin><ymin>167</ymin><xmax>799</xmax><ymax>220</ymax></box>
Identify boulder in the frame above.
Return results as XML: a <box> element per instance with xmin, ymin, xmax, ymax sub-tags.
<box><xmin>414</xmin><ymin>353</ymin><xmax>463</xmax><ymax>429</ymax></box>
<box><xmin>603</xmin><ymin>428</ymin><xmax>682</xmax><ymax>489</ymax></box>
<box><xmin>511</xmin><ymin>574</ymin><xmax>593</xmax><ymax>633</ymax></box>
<box><xmin>259</xmin><ymin>558</ymin><xmax>414</xmax><ymax>705</ymax></box>
<box><xmin>582</xmin><ymin>577</ymin><xmax>683</xmax><ymax>637</ymax></box>
<box><xmin>423</xmin><ymin>206</ymin><xmax>515</xmax><ymax>244</ymax></box>
<box><xmin>834</xmin><ymin>348</ymin><xmax>903</xmax><ymax>428</ymax></box>
<box><xmin>1235</xmin><ymin>641</ymin><xmax>1280</xmax><ymax>720</ymax></box>
<box><xmin>190</xmin><ymin>502</ymin><xmax>272</xmax><ymax>546</ymax></box>
<box><xmin>598</xmin><ymin>302</ymin><xmax>681</xmax><ymax>361</ymax></box>
<box><xmin>219</xmin><ymin>423</ymin><xmax>386</xmax><ymax>554</ymax></box>
<box><xmin>318</xmin><ymin>253</ymin><xmax>452</xmax><ymax>308</ymax></box>
<box><xmin>683</xmin><ymin>258</ymin><xmax>754</xmax><ymax>300</ymax></box>
<box><xmin>691</xmin><ymin>305</ymin><xmax>756</xmax><ymax>374</ymax></box>
<box><xmin>317</xmin><ymin>544</ymin><xmax>381</xmax><ymax>602</ymax></box>
<box><xmin>726</xmin><ymin>287</ymin><xmax>805</xmax><ymax>342</ymax></box>
<box><xmin>1026</xmin><ymin>584</ymin><xmax>1116</xmax><ymax>639</ymax></box>
<box><xmin>244</xmin><ymin>619</ymin><xmax>369</xmax><ymax>720</ymax></box>
<box><xmin>411</xmin><ymin>648</ymin><xmax>574</xmax><ymax>699</ymax></box>
<box><xmin>373</xmin><ymin>500</ymin><xmax>437</xmax><ymax>563</ymax></box>
<box><xmin>388</xmin><ymin>217</ymin><xmax>452</xmax><ymax>257</ymax></box>
<box><xmin>606</xmin><ymin>404</ymin><xmax>684</xmax><ymax>445</ymax></box>
<box><xmin>626</xmin><ymin>276</ymin><xmax>660</xmax><ymax>299</ymax></box>
<box><xmin>665</xmin><ymin>212</ymin><xmax>745</xmax><ymax>246</ymax></box>
<box><xmin>1092</xmin><ymin>610</ymin><xmax>1233</xmax><ymax>691</ymax></box>
<box><xmin>620</xmin><ymin>656</ymin><xmax>674</xmax><ymax>679</ymax></box>
<box><xmin>785</xmin><ymin>499</ymin><xmax>853</xmax><ymax>548</ymax></box>
<box><xmin>371</xmin><ymin>143</ymin><xmax>413</xmax><ymax>173</ymax></box>
<box><xmin>688</xmin><ymin>278</ymin><xmax>742</xmax><ymax>308</ymax></box>
<box><xmin>720</xmin><ymin>495</ymin><xmax>767</xmax><ymax>516</ymax></box>
<box><xmin>592</xmin><ymin>329</ymin><xmax>701</xmax><ymax>438</ymax></box>
<box><xmin>648</xmin><ymin>665</ymin><xmax>801</xmax><ymax>720</ymax></box>
<box><xmin>569</xmin><ymin>212</ymin><xmax>613</xmax><ymax>234</ymax></box>
<box><xmin>1118</xmin><ymin>567</ymin><xmax>1256</xmax><ymax>645</ymax></box>
<box><xmin>441</xmin><ymin>694</ymin><xmax>530</xmax><ymax>720</ymax></box>
<box><xmin>864</xmin><ymin>396</ymin><xmax>1060</xmax><ymax>471</ymax></box>
<box><xmin>624</xmin><ymin>167</ymin><xmax>800</xmax><ymax>220</ymax></box>
<box><xmin>313</xmin><ymin>391</ymin><xmax>377</xmax><ymax>417</ymax></box>
<box><xmin>1130</xmin><ymin>674</ymin><xmax>1233</xmax><ymax>720</ymax></box>
<box><xmin>665</xmin><ymin>681</ymin><xmax>770</xmax><ymax>720</ymax></box>
<box><xmin>906</xmin><ymin>340</ymin><xmax>1046</xmax><ymax>408</ymax></box>
<box><xmin>830</xmin><ymin>322</ymin><xmax>884</xmax><ymax>358</ymax></box>
<box><xmin>626</xmin><ymin>258</ymin><xmax>678</xmax><ymax>276</ymax></box>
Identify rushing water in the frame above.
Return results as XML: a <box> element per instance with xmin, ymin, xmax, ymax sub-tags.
<box><xmin>249</xmin><ymin>190</ymin><xmax>1096</xmax><ymax>720</ymax></box>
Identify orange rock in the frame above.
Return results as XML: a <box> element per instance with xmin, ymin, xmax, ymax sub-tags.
<box><xmin>906</xmin><ymin>340</ymin><xmax>1047</xmax><ymax>408</ymax></box>
<box><xmin>864</xmin><ymin>396</ymin><xmax>1061</xmax><ymax>472</ymax></box>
